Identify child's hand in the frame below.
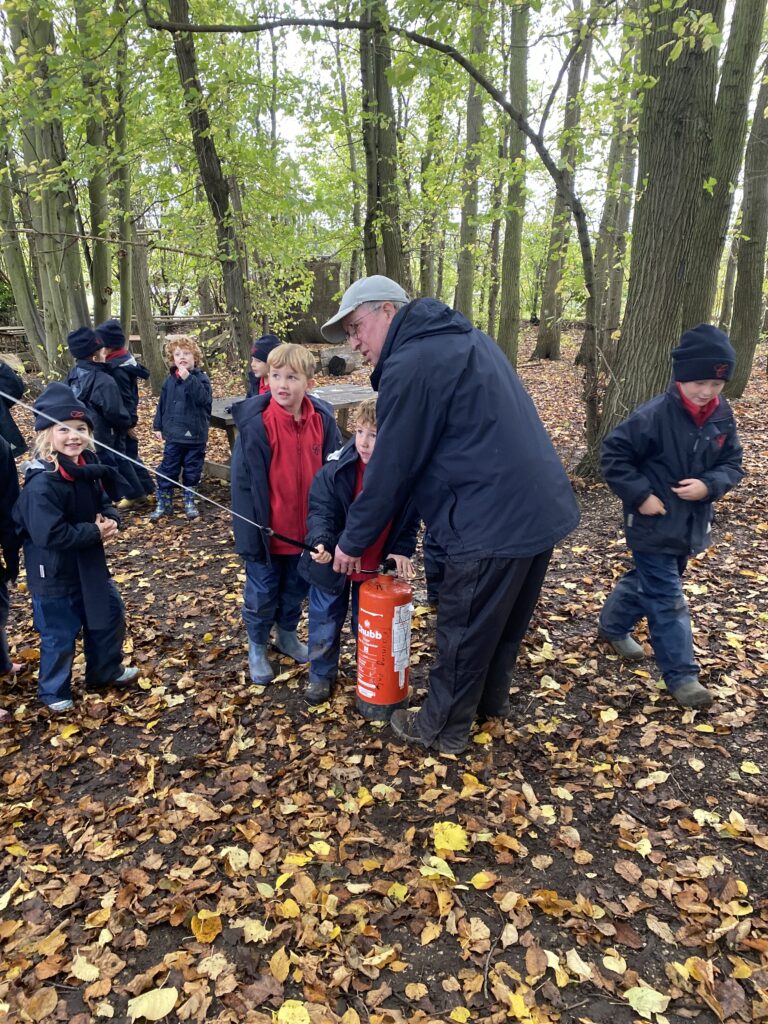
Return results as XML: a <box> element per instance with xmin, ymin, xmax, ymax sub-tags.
<box><xmin>672</xmin><ymin>478</ymin><xmax>708</xmax><ymax>501</ymax></box>
<box><xmin>178</xmin><ymin>366</ymin><xmax>190</xmax><ymax>380</ymax></box>
<box><xmin>311</xmin><ymin>543</ymin><xmax>332</xmax><ymax>564</ymax></box>
<box><xmin>153</xmin><ymin>431</ymin><xmax>163</xmax><ymax>441</ymax></box>
<box><xmin>638</xmin><ymin>494</ymin><xmax>666</xmax><ymax>516</ymax></box>
<box><xmin>96</xmin><ymin>514</ymin><xmax>118</xmax><ymax>544</ymax></box>
<box><xmin>387</xmin><ymin>554</ymin><xmax>415</xmax><ymax>579</ymax></box>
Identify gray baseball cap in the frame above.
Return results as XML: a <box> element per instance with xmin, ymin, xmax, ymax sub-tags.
<box><xmin>321</xmin><ymin>275</ymin><xmax>409</xmax><ymax>342</ymax></box>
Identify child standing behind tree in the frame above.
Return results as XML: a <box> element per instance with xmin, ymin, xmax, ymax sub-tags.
<box><xmin>230</xmin><ymin>343</ymin><xmax>341</xmax><ymax>685</ymax></box>
<box><xmin>299</xmin><ymin>398</ymin><xmax>418</xmax><ymax>705</ymax></box>
<box><xmin>150</xmin><ymin>335</ymin><xmax>212</xmax><ymax>522</ymax></box>
<box><xmin>248</xmin><ymin>334</ymin><xmax>281</xmax><ymax>396</ymax></box>
<box><xmin>95</xmin><ymin>319</ymin><xmax>155</xmax><ymax>508</ymax></box>
<box><xmin>65</xmin><ymin>327</ymin><xmax>133</xmax><ymax>501</ymax></box>
<box><xmin>13</xmin><ymin>384</ymin><xmax>139</xmax><ymax>712</ymax></box>
<box><xmin>599</xmin><ymin>325</ymin><xmax>744</xmax><ymax>709</ymax></box>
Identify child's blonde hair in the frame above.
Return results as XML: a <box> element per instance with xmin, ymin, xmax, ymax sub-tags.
<box><xmin>355</xmin><ymin>398</ymin><xmax>377</xmax><ymax>429</ymax></box>
<box><xmin>164</xmin><ymin>334</ymin><xmax>203</xmax><ymax>368</ymax></box>
<box><xmin>267</xmin><ymin>343</ymin><xmax>316</xmax><ymax>379</ymax></box>
<box><xmin>32</xmin><ymin>423</ymin><xmax>95</xmax><ymax>466</ymax></box>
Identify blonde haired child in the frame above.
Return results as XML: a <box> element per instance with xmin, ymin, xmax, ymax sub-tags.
<box><xmin>151</xmin><ymin>334</ymin><xmax>212</xmax><ymax>521</ymax></box>
<box><xmin>13</xmin><ymin>383</ymin><xmax>138</xmax><ymax>711</ymax></box>
<box><xmin>230</xmin><ymin>343</ymin><xmax>341</xmax><ymax>684</ymax></box>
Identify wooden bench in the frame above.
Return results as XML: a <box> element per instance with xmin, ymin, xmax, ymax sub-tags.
<box><xmin>205</xmin><ymin>383</ymin><xmax>375</xmax><ymax>481</ymax></box>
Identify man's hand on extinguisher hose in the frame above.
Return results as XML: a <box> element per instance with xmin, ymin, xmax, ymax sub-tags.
<box><xmin>333</xmin><ymin>544</ymin><xmax>361</xmax><ymax>575</ymax></box>
<box><xmin>386</xmin><ymin>553</ymin><xmax>415</xmax><ymax>579</ymax></box>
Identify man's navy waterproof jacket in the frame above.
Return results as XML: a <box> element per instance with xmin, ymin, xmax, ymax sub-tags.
<box><xmin>298</xmin><ymin>438</ymin><xmax>420</xmax><ymax>593</ymax></box>
<box><xmin>338</xmin><ymin>299</ymin><xmax>581</xmax><ymax>560</ymax></box>
<box><xmin>153</xmin><ymin>369</ymin><xmax>212</xmax><ymax>445</ymax></box>
<box><xmin>601</xmin><ymin>384</ymin><xmax>743</xmax><ymax>557</ymax></box>
<box><xmin>108</xmin><ymin>352</ymin><xmax>150</xmax><ymax>425</ymax></box>
<box><xmin>0</xmin><ymin>360</ymin><xmax>27</xmax><ymax>457</ymax></box>
<box><xmin>65</xmin><ymin>361</ymin><xmax>132</xmax><ymax>447</ymax></box>
<box><xmin>230</xmin><ymin>392</ymin><xmax>341</xmax><ymax>563</ymax></box>
<box><xmin>13</xmin><ymin>454</ymin><xmax>119</xmax><ymax>597</ymax></box>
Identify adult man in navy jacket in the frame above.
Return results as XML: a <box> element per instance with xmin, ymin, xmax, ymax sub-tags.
<box><xmin>322</xmin><ymin>276</ymin><xmax>580</xmax><ymax>754</ymax></box>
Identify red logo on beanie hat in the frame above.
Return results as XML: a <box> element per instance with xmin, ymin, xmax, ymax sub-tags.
<box><xmin>70</xmin><ymin>410</ymin><xmax>85</xmax><ymax>418</ymax></box>
<box><xmin>714</xmin><ymin>363</ymin><xmax>729</xmax><ymax>379</ymax></box>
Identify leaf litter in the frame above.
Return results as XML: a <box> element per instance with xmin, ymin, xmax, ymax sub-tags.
<box><xmin>1</xmin><ymin>335</ymin><xmax>768</xmax><ymax>1023</ymax></box>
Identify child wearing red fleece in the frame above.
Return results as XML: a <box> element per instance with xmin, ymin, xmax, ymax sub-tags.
<box><xmin>230</xmin><ymin>344</ymin><xmax>341</xmax><ymax>684</ymax></box>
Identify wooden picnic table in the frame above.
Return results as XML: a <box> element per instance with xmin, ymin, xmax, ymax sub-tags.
<box><xmin>205</xmin><ymin>383</ymin><xmax>375</xmax><ymax>480</ymax></box>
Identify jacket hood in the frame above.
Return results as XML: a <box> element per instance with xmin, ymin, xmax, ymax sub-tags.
<box><xmin>371</xmin><ymin>298</ymin><xmax>474</xmax><ymax>389</ymax></box>
<box><xmin>111</xmin><ymin>352</ymin><xmax>150</xmax><ymax>380</ymax></box>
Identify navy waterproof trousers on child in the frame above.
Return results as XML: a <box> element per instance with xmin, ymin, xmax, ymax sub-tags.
<box><xmin>243</xmin><ymin>555</ymin><xmax>308</xmax><ymax>645</ymax></box>
<box><xmin>0</xmin><ymin>580</ymin><xmax>13</xmax><ymax>675</ymax></box>
<box><xmin>156</xmin><ymin>442</ymin><xmax>205</xmax><ymax>494</ymax></box>
<box><xmin>599</xmin><ymin>551</ymin><xmax>698</xmax><ymax>690</ymax></box>
<box><xmin>308</xmin><ymin>580</ymin><xmax>361</xmax><ymax>686</ymax></box>
<box><xmin>32</xmin><ymin>582</ymin><xmax>125</xmax><ymax>706</ymax></box>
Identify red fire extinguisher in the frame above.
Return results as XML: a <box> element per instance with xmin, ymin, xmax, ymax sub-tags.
<box><xmin>356</xmin><ymin>573</ymin><xmax>413</xmax><ymax>720</ymax></box>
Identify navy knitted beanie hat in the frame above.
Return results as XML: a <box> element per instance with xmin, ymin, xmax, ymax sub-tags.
<box><xmin>67</xmin><ymin>326</ymin><xmax>103</xmax><ymax>360</ymax></box>
<box><xmin>95</xmin><ymin>319</ymin><xmax>126</xmax><ymax>350</ymax></box>
<box><xmin>33</xmin><ymin>382</ymin><xmax>93</xmax><ymax>431</ymax></box>
<box><xmin>672</xmin><ymin>324</ymin><xmax>735</xmax><ymax>383</ymax></box>
<box><xmin>251</xmin><ymin>334</ymin><xmax>281</xmax><ymax>362</ymax></box>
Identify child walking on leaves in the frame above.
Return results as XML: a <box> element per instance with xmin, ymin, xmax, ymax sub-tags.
<box><xmin>230</xmin><ymin>343</ymin><xmax>341</xmax><ymax>685</ymax></box>
<box><xmin>151</xmin><ymin>335</ymin><xmax>212</xmax><ymax>522</ymax></box>
<box><xmin>13</xmin><ymin>384</ymin><xmax>139</xmax><ymax>712</ymax></box>
<box><xmin>599</xmin><ymin>324</ymin><xmax>744</xmax><ymax>709</ymax></box>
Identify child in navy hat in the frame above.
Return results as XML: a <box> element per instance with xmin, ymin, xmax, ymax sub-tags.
<box><xmin>13</xmin><ymin>383</ymin><xmax>139</xmax><ymax>712</ymax></box>
<box><xmin>65</xmin><ymin>326</ymin><xmax>134</xmax><ymax>502</ymax></box>
<box><xmin>248</xmin><ymin>334</ymin><xmax>282</xmax><ymax>396</ymax></box>
<box><xmin>95</xmin><ymin>319</ymin><xmax>155</xmax><ymax>508</ymax></box>
<box><xmin>598</xmin><ymin>324</ymin><xmax>744</xmax><ymax>709</ymax></box>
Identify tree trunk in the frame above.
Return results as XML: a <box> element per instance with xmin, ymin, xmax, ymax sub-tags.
<box><xmin>359</xmin><ymin>0</ymin><xmax>410</xmax><ymax>288</ymax></box>
<box><xmin>8</xmin><ymin>8</ymin><xmax>89</xmax><ymax>369</ymax></box>
<box><xmin>0</xmin><ymin>138</ymin><xmax>48</xmax><ymax>373</ymax></box>
<box><xmin>333</xmin><ymin>34</ymin><xmax>362</xmax><ymax>284</ymax></box>
<box><xmin>682</xmin><ymin>0</ymin><xmax>767</xmax><ymax>329</ymax></box>
<box><xmin>486</xmin><ymin>148</ymin><xmax>505</xmax><ymax>338</ymax></box>
<box><xmin>592</xmin><ymin>0</ymin><xmax>724</xmax><ymax>464</ymax></box>
<box><xmin>454</xmin><ymin>15</ymin><xmax>486</xmax><ymax>319</ymax></box>
<box><xmin>532</xmin><ymin>5</ymin><xmax>589</xmax><ymax>360</ymax></box>
<box><xmin>576</xmin><ymin>103</ymin><xmax>636</xmax><ymax>367</ymax></box>
<box><xmin>115</xmin><ymin>0</ymin><xmax>132</xmax><ymax>335</ymax></box>
<box><xmin>727</xmin><ymin>63</ymin><xmax>768</xmax><ymax>398</ymax></box>
<box><xmin>717</xmin><ymin>222</ymin><xmax>739</xmax><ymax>331</ymax></box>
<box><xmin>496</xmin><ymin>3</ymin><xmax>529</xmax><ymax>366</ymax></box>
<box><xmin>168</xmin><ymin>0</ymin><xmax>252</xmax><ymax>361</ymax></box>
<box><xmin>132</xmin><ymin>221</ymin><xmax>165</xmax><ymax>396</ymax></box>
<box><xmin>419</xmin><ymin>88</ymin><xmax>442</xmax><ymax>297</ymax></box>
<box><xmin>74</xmin><ymin>0</ymin><xmax>112</xmax><ymax>324</ymax></box>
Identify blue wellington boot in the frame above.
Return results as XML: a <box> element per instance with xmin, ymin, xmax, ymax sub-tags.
<box><xmin>248</xmin><ymin>643</ymin><xmax>274</xmax><ymax>685</ymax></box>
<box><xmin>274</xmin><ymin>628</ymin><xmax>309</xmax><ymax>664</ymax></box>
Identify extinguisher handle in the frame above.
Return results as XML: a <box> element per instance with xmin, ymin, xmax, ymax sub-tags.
<box><xmin>380</xmin><ymin>557</ymin><xmax>397</xmax><ymax>573</ymax></box>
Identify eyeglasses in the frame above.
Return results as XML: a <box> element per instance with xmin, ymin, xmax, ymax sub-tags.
<box><xmin>344</xmin><ymin>305</ymin><xmax>381</xmax><ymax>340</ymax></box>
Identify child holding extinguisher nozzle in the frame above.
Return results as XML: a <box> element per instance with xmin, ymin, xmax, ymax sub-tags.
<box><xmin>298</xmin><ymin>399</ymin><xmax>419</xmax><ymax>706</ymax></box>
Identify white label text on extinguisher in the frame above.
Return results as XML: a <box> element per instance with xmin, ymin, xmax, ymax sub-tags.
<box><xmin>391</xmin><ymin>603</ymin><xmax>413</xmax><ymax>677</ymax></box>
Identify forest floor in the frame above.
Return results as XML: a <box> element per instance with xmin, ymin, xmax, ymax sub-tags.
<box><xmin>1</xmin><ymin>331</ymin><xmax>767</xmax><ymax>1024</ymax></box>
